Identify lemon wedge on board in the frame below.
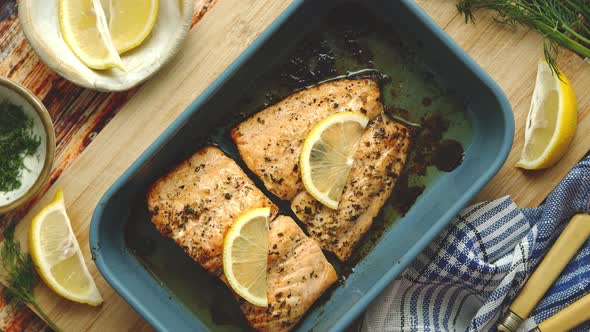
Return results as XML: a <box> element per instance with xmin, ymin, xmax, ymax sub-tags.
<box><xmin>516</xmin><ymin>60</ymin><xmax>577</xmax><ymax>170</ymax></box>
<box><xmin>29</xmin><ymin>190</ymin><xmax>103</xmax><ymax>306</ymax></box>
<box><xmin>300</xmin><ymin>112</ymin><xmax>369</xmax><ymax>209</ymax></box>
<box><xmin>104</xmin><ymin>0</ymin><xmax>160</xmax><ymax>54</ymax></box>
<box><xmin>59</xmin><ymin>0</ymin><xmax>123</xmax><ymax>70</ymax></box>
<box><xmin>223</xmin><ymin>207</ymin><xmax>270</xmax><ymax>307</ymax></box>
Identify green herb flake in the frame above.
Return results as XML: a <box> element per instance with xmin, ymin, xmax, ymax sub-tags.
<box><xmin>0</xmin><ymin>224</ymin><xmax>61</xmax><ymax>331</ymax></box>
<box><xmin>0</xmin><ymin>100</ymin><xmax>41</xmax><ymax>192</ymax></box>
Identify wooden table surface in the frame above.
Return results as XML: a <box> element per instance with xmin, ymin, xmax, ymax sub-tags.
<box><xmin>1</xmin><ymin>0</ymin><xmax>589</xmax><ymax>331</ymax></box>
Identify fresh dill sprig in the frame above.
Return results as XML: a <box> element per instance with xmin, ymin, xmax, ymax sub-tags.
<box><xmin>457</xmin><ymin>0</ymin><xmax>590</xmax><ymax>76</ymax></box>
<box><xmin>0</xmin><ymin>101</ymin><xmax>41</xmax><ymax>192</ymax></box>
<box><xmin>0</xmin><ymin>224</ymin><xmax>61</xmax><ymax>332</ymax></box>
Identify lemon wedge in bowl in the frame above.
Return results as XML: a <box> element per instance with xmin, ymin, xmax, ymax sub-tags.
<box><xmin>104</xmin><ymin>0</ymin><xmax>160</xmax><ymax>54</ymax></box>
<box><xmin>516</xmin><ymin>60</ymin><xmax>577</xmax><ymax>170</ymax></box>
<box><xmin>223</xmin><ymin>207</ymin><xmax>270</xmax><ymax>307</ymax></box>
<box><xmin>59</xmin><ymin>0</ymin><xmax>123</xmax><ymax>70</ymax></box>
<box><xmin>300</xmin><ymin>112</ymin><xmax>369</xmax><ymax>209</ymax></box>
<box><xmin>29</xmin><ymin>190</ymin><xmax>103</xmax><ymax>306</ymax></box>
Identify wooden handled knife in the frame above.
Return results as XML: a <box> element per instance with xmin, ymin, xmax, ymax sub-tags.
<box><xmin>497</xmin><ymin>214</ymin><xmax>590</xmax><ymax>331</ymax></box>
<box><xmin>529</xmin><ymin>292</ymin><xmax>590</xmax><ymax>332</ymax></box>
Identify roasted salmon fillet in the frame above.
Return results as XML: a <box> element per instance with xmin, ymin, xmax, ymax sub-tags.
<box><xmin>231</xmin><ymin>79</ymin><xmax>383</xmax><ymax>201</ymax></box>
<box><xmin>241</xmin><ymin>215</ymin><xmax>337</xmax><ymax>331</ymax></box>
<box><xmin>291</xmin><ymin>115</ymin><xmax>412</xmax><ymax>261</ymax></box>
<box><xmin>147</xmin><ymin>147</ymin><xmax>336</xmax><ymax>331</ymax></box>
<box><xmin>147</xmin><ymin>146</ymin><xmax>276</xmax><ymax>277</ymax></box>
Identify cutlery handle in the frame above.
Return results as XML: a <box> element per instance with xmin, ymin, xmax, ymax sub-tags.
<box><xmin>535</xmin><ymin>292</ymin><xmax>590</xmax><ymax>332</ymax></box>
<box><xmin>510</xmin><ymin>214</ymin><xmax>590</xmax><ymax>318</ymax></box>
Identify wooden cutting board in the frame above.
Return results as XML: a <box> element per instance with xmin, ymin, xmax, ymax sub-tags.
<box><xmin>4</xmin><ymin>0</ymin><xmax>590</xmax><ymax>331</ymax></box>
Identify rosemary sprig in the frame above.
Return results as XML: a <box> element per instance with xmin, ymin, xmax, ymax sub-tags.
<box><xmin>457</xmin><ymin>0</ymin><xmax>590</xmax><ymax>75</ymax></box>
<box><xmin>0</xmin><ymin>224</ymin><xmax>61</xmax><ymax>332</ymax></box>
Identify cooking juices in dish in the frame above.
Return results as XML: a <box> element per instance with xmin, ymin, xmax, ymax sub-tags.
<box><xmin>125</xmin><ymin>4</ymin><xmax>472</xmax><ymax>331</ymax></box>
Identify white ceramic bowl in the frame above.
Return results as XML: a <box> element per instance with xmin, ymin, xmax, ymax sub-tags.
<box><xmin>18</xmin><ymin>0</ymin><xmax>193</xmax><ymax>92</ymax></box>
<box><xmin>0</xmin><ymin>76</ymin><xmax>55</xmax><ymax>214</ymax></box>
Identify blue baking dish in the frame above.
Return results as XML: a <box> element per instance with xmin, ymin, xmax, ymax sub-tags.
<box><xmin>90</xmin><ymin>0</ymin><xmax>514</xmax><ymax>331</ymax></box>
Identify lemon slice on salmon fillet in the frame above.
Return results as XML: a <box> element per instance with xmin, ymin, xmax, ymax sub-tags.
<box><xmin>516</xmin><ymin>60</ymin><xmax>577</xmax><ymax>170</ymax></box>
<box><xmin>29</xmin><ymin>190</ymin><xmax>103</xmax><ymax>306</ymax></box>
<box><xmin>300</xmin><ymin>112</ymin><xmax>369</xmax><ymax>209</ymax></box>
<box><xmin>223</xmin><ymin>207</ymin><xmax>270</xmax><ymax>307</ymax></box>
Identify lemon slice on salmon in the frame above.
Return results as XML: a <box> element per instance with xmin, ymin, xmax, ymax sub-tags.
<box><xmin>300</xmin><ymin>112</ymin><xmax>369</xmax><ymax>209</ymax></box>
<box><xmin>223</xmin><ymin>207</ymin><xmax>270</xmax><ymax>307</ymax></box>
<box><xmin>29</xmin><ymin>190</ymin><xmax>103</xmax><ymax>306</ymax></box>
<box><xmin>516</xmin><ymin>60</ymin><xmax>577</xmax><ymax>170</ymax></box>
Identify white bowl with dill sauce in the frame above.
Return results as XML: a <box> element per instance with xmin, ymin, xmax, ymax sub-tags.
<box><xmin>0</xmin><ymin>76</ymin><xmax>55</xmax><ymax>214</ymax></box>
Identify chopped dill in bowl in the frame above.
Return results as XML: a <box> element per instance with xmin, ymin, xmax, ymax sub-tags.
<box><xmin>0</xmin><ymin>101</ymin><xmax>41</xmax><ymax>192</ymax></box>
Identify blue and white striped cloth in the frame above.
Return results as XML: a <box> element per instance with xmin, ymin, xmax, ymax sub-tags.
<box><xmin>363</xmin><ymin>155</ymin><xmax>590</xmax><ymax>332</ymax></box>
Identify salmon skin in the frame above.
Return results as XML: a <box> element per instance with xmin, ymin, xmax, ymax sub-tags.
<box><xmin>291</xmin><ymin>115</ymin><xmax>412</xmax><ymax>261</ymax></box>
<box><xmin>231</xmin><ymin>79</ymin><xmax>383</xmax><ymax>201</ymax></box>
<box><xmin>147</xmin><ymin>146</ymin><xmax>336</xmax><ymax>331</ymax></box>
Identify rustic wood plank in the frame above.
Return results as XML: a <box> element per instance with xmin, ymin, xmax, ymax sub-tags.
<box><xmin>0</xmin><ymin>0</ymin><xmax>218</xmax><ymax>226</ymax></box>
<box><xmin>0</xmin><ymin>0</ymin><xmax>217</xmax><ymax>331</ymax></box>
<box><xmin>415</xmin><ymin>0</ymin><xmax>462</xmax><ymax>28</ymax></box>
<box><xmin>433</xmin><ymin>1</ymin><xmax>590</xmax><ymax>206</ymax></box>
